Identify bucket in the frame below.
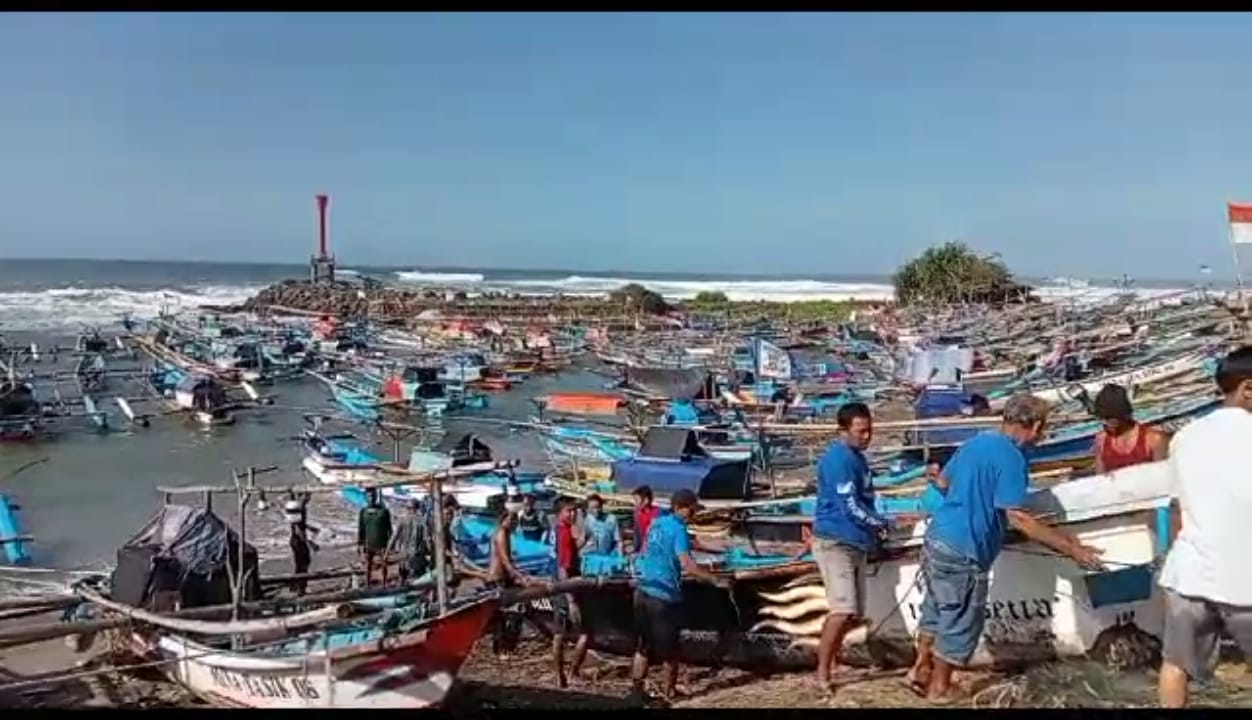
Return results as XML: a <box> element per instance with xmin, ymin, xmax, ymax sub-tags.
<box><xmin>1082</xmin><ymin>563</ymin><xmax>1155</xmax><ymax>609</ymax></box>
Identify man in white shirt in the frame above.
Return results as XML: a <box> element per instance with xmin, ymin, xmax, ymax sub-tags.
<box><xmin>1157</xmin><ymin>346</ymin><xmax>1252</xmax><ymax>708</ymax></box>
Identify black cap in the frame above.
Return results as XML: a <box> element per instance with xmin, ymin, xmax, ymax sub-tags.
<box><xmin>670</xmin><ymin>488</ymin><xmax>702</xmax><ymax>511</ymax></box>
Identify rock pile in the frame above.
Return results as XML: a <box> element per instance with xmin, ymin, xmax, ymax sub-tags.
<box><xmin>211</xmin><ymin>279</ymin><xmax>629</xmax><ymax>322</ymax></box>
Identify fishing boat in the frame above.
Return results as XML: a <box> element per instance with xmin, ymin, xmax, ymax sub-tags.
<box><xmin>121</xmin><ymin>363</ymin><xmax>268</xmax><ymax>428</ymax></box>
<box><xmin>0</xmin><ymin>380</ymin><xmax>44</xmax><ymax>441</ymax></box>
<box><xmin>128</xmin><ymin>595</ymin><xmax>497</xmax><ymax>708</ymax></box>
<box><xmin>0</xmin><ymin>493</ymin><xmax>30</xmax><ymax>565</ymax></box>
<box><xmin>73</xmin><ymin>501</ymin><xmax>498</xmax><ymax>709</ymax></box>
<box><xmin>512</xmin><ymin>460</ymin><xmax>1174</xmax><ymax>671</ymax></box>
<box><xmin>74</xmin><ymin>352</ymin><xmax>108</xmax><ymax>394</ymax></box>
<box><xmin>315</xmin><ymin>365</ymin><xmax>487</xmax><ymax>423</ymax></box>
<box><xmin>302</xmin><ymin>425</ymin><xmax>549</xmax><ymax>512</ymax></box>
<box><xmin>74</xmin><ymin>329</ymin><xmax>112</xmax><ymax>355</ymax></box>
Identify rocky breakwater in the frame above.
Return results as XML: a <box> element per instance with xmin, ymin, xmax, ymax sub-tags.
<box><xmin>215</xmin><ymin>279</ymin><xmax>632</xmax><ymax>322</ymax></box>
<box><xmin>233</xmin><ymin>279</ymin><xmax>375</xmax><ymax>317</ymax></box>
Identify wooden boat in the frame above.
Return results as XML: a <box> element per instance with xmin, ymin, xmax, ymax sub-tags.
<box><xmin>55</xmin><ymin>493</ymin><xmax>503</xmax><ymax>709</ymax></box>
<box><xmin>114</xmin><ymin>362</ymin><xmax>270</xmax><ymax>429</ymax></box>
<box><xmin>525</xmin><ymin>460</ymin><xmax>1173</xmax><ymax>671</ymax></box>
<box><xmin>129</xmin><ymin>595</ymin><xmax>496</xmax><ymax>708</ymax></box>
<box><xmin>301</xmin><ymin>424</ymin><xmax>548</xmax><ymax>512</ymax></box>
<box><xmin>74</xmin><ymin>352</ymin><xmax>108</xmax><ymax>394</ymax></box>
<box><xmin>0</xmin><ymin>380</ymin><xmax>44</xmax><ymax>441</ymax></box>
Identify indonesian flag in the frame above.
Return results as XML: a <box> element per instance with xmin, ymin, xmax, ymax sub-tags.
<box><xmin>1228</xmin><ymin>202</ymin><xmax>1252</xmax><ymax>244</ymax></box>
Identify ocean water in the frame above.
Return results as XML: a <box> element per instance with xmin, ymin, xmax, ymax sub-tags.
<box><xmin>0</xmin><ymin>319</ymin><xmax>608</xmax><ymax>573</ymax></box>
<box><xmin>0</xmin><ymin>258</ymin><xmax>1213</xmax><ymax>332</ymax></box>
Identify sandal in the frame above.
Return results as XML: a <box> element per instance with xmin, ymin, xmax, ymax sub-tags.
<box><xmin>897</xmin><ymin>678</ymin><xmax>928</xmax><ymax>699</ymax></box>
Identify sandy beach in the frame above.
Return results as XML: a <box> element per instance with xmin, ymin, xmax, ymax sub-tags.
<box><xmin>3</xmin><ymin>619</ymin><xmax>1250</xmax><ymax>710</ymax></box>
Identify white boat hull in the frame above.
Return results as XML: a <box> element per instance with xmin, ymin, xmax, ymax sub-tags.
<box><xmin>303</xmin><ymin>454</ymin><xmax>512</xmax><ymax>511</ymax></box>
<box><xmin>758</xmin><ymin>462</ymin><xmax>1174</xmax><ymax>666</ymax></box>
<box><xmin>1018</xmin><ymin>351</ymin><xmax>1206</xmax><ymax>407</ymax></box>
<box><xmin>302</xmin><ymin>455</ymin><xmax>379</xmax><ymax>486</ymax></box>
<box><xmin>133</xmin><ymin>598</ymin><xmax>497</xmax><ymax>708</ymax></box>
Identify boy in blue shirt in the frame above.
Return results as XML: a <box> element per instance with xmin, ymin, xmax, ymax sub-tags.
<box><xmin>581</xmin><ymin>493</ymin><xmax>623</xmax><ymax>555</ymax></box>
<box><xmin>795</xmin><ymin>402</ymin><xmax>889</xmax><ymax>694</ymax></box>
<box><xmin>630</xmin><ymin>488</ymin><xmax>725</xmax><ymax>702</ymax></box>
<box><xmin>907</xmin><ymin>394</ymin><xmax>1104</xmax><ymax>703</ymax></box>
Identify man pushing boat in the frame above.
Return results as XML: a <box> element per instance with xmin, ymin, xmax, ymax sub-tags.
<box><xmin>794</xmin><ymin>401</ymin><xmax>889</xmax><ymax>696</ymax></box>
<box><xmin>905</xmin><ymin>393</ymin><xmax>1105</xmax><ymax>704</ymax></box>
<box><xmin>630</xmin><ymin>488</ymin><xmax>726</xmax><ymax>702</ymax></box>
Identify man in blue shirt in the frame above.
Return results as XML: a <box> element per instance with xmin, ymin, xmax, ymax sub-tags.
<box><xmin>796</xmin><ymin>401</ymin><xmax>889</xmax><ymax>694</ymax></box>
<box><xmin>630</xmin><ymin>488</ymin><xmax>724</xmax><ymax>702</ymax></box>
<box><xmin>907</xmin><ymin>394</ymin><xmax>1105</xmax><ymax>703</ymax></box>
<box><xmin>581</xmin><ymin>493</ymin><xmax>623</xmax><ymax>556</ymax></box>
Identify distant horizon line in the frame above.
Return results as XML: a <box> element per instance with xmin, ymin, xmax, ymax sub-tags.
<box><xmin>0</xmin><ymin>255</ymin><xmax>1227</xmax><ymax>287</ymax></box>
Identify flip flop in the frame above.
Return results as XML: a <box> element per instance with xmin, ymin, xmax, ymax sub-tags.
<box><xmin>897</xmin><ymin>677</ymin><xmax>928</xmax><ymax>698</ymax></box>
<box><xmin>924</xmin><ymin>690</ymin><xmax>968</xmax><ymax>706</ymax></box>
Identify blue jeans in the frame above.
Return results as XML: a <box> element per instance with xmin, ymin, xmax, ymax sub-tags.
<box><xmin>917</xmin><ymin>537</ymin><xmax>989</xmax><ymax>666</ymax></box>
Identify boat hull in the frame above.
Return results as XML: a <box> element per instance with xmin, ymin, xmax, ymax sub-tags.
<box><xmin>132</xmin><ymin>597</ymin><xmax>497</xmax><ymax>708</ymax></box>
<box><xmin>539</xmin><ymin>463</ymin><xmax>1172</xmax><ymax>671</ymax></box>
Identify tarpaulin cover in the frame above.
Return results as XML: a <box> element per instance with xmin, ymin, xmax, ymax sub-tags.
<box><xmin>622</xmin><ymin>367</ymin><xmax>716</xmax><ymax>400</ymax></box>
<box><xmin>907</xmin><ymin>387</ymin><xmax>982</xmax><ymax>449</ymax></box>
<box><xmin>663</xmin><ymin>401</ymin><xmax>701</xmax><ymax>426</ymax></box>
<box><xmin>435</xmin><ymin>432</ymin><xmax>494</xmax><ymax>466</ymax></box>
<box><xmin>610</xmin><ymin>456</ymin><xmax>751</xmax><ymax>501</ymax></box>
<box><xmin>638</xmin><ymin>426</ymin><xmax>709</xmax><ymax>460</ymax></box>
<box><xmin>111</xmin><ymin>504</ymin><xmax>260</xmax><ymax>609</ymax></box>
<box><xmin>542</xmin><ymin>392</ymin><xmax>624</xmax><ymax>416</ymax></box>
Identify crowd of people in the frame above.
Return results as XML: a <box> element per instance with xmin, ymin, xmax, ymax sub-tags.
<box><xmin>284</xmin><ymin>345</ymin><xmax>1251</xmax><ymax>707</ymax></box>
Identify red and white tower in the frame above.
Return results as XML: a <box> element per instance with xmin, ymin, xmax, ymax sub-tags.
<box><xmin>310</xmin><ymin>193</ymin><xmax>336</xmax><ymax>283</ymax></box>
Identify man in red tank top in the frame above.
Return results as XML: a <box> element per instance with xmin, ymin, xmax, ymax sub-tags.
<box><xmin>1092</xmin><ymin>384</ymin><xmax>1169</xmax><ymax>474</ymax></box>
<box><xmin>631</xmin><ymin>486</ymin><xmax>661</xmax><ymax>555</ymax></box>
<box><xmin>552</xmin><ymin>498</ymin><xmax>591</xmax><ymax>688</ymax></box>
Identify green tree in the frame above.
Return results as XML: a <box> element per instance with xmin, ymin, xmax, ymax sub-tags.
<box><xmin>893</xmin><ymin>242</ymin><xmax>1032</xmax><ymax>305</ymax></box>
<box><xmin>609</xmin><ymin>283</ymin><xmax>670</xmax><ymax>315</ymax></box>
<box><xmin>688</xmin><ymin>290</ymin><xmax>730</xmax><ymax>309</ymax></box>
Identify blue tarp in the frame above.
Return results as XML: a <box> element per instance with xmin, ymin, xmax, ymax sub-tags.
<box><xmin>664</xmin><ymin>400</ymin><xmax>701</xmax><ymax>426</ymax></box>
<box><xmin>910</xmin><ymin>387</ymin><xmax>982</xmax><ymax>448</ymax></box>
<box><xmin>610</xmin><ymin>456</ymin><xmax>751</xmax><ymax>501</ymax></box>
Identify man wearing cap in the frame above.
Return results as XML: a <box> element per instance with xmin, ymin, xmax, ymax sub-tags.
<box><xmin>630</xmin><ymin>488</ymin><xmax>724</xmax><ymax>702</ymax></box>
<box><xmin>907</xmin><ymin>393</ymin><xmax>1105</xmax><ymax>703</ymax></box>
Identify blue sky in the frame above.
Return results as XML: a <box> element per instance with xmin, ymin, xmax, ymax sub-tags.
<box><xmin>1</xmin><ymin>12</ymin><xmax>1250</xmax><ymax>280</ymax></box>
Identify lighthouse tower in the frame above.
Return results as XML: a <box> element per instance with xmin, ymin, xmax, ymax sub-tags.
<box><xmin>310</xmin><ymin>193</ymin><xmax>336</xmax><ymax>284</ymax></box>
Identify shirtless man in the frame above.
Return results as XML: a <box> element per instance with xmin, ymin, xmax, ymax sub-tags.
<box><xmin>488</xmin><ymin>507</ymin><xmax>531</xmax><ymax>656</ymax></box>
<box><xmin>488</xmin><ymin>507</ymin><xmax>527</xmax><ymax>587</ymax></box>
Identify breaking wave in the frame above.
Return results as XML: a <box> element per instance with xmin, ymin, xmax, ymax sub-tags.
<box><xmin>0</xmin><ymin>285</ymin><xmax>265</xmax><ymax>332</ymax></box>
<box><xmin>501</xmin><ymin>276</ymin><xmax>897</xmax><ymax>303</ymax></box>
<box><xmin>0</xmin><ymin>273</ymin><xmax>1204</xmax><ymax>334</ymax></box>
<box><xmin>394</xmin><ymin>270</ymin><xmax>487</xmax><ymax>284</ymax></box>
<box><xmin>384</xmin><ymin>270</ymin><xmax>1204</xmax><ymax>305</ymax></box>
<box><xmin>389</xmin><ymin>272</ymin><xmax>896</xmax><ymax>303</ymax></box>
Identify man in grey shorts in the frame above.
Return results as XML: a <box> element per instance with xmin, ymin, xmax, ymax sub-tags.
<box><xmin>1156</xmin><ymin>346</ymin><xmax>1252</xmax><ymax>707</ymax></box>
<box><xmin>796</xmin><ymin>402</ymin><xmax>889</xmax><ymax>694</ymax></box>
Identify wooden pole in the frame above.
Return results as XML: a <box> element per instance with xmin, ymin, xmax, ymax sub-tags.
<box><xmin>74</xmin><ymin>586</ymin><xmax>346</xmax><ymax>637</ymax></box>
<box><xmin>431</xmin><ymin>470</ymin><xmax>448</xmax><ymax>614</ymax></box>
